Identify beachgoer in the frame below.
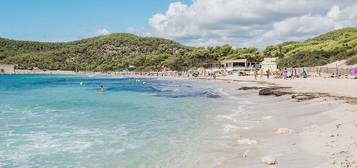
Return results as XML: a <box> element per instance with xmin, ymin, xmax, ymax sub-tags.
<box><xmin>266</xmin><ymin>69</ymin><xmax>271</xmax><ymax>79</ymax></box>
<box><xmin>100</xmin><ymin>85</ymin><xmax>104</xmax><ymax>93</ymax></box>
<box><xmin>283</xmin><ymin>68</ymin><xmax>288</xmax><ymax>79</ymax></box>
<box><xmin>254</xmin><ymin>69</ymin><xmax>258</xmax><ymax>80</ymax></box>
<box><xmin>331</xmin><ymin>73</ymin><xmax>335</xmax><ymax>78</ymax></box>
<box><xmin>301</xmin><ymin>69</ymin><xmax>308</xmax><ymax>78</ymax></box>
<box><xmin>318</xmin><ymin>68</ymin><xmax>321</xmax><ymax>77</ymax></box>
<box><xmin>290</xmin><ymin>68</ymin><xmax>295</xmax><ymax>79</ymax></box>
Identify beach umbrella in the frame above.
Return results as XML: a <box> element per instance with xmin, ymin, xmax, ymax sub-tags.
<box><xmin>350</xmin><ymin>68</ymin><xmax>357</xmax><ymax>74</ymax></box>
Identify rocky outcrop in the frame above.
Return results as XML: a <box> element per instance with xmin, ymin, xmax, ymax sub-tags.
<box><xmin>238</xmin><ymin>85</ymin><xmax>357</xmax><ymax>104</ymax></box>
<box><xmin>201</xmin><ymin>90</ymin><xmax>221</xmax><ymax>98</ymax></box>
<box><xmin>238</xmin><ymin>86</ymin><xmax>266</xmax><ymax>90</ymax></box>
<box><xmin>291</xmin><ymin>94</ymin><xmax>318</xmax><ymax>101</ymax></box>
<box><xmin>258</xmin><ymin>87</ymin><xmax>293</xmax><ymax>96</ymax></box>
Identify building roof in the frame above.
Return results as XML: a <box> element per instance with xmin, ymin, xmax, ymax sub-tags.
<box><xmin>263</xmin><ymin>57</ymin><xmax>278</xmax><ymax>62</ymax></box>
<box><xmin>0</xmin><ymin>64</ymin><xmax>15</xmax><ymax>68</ymax></box>
<box><xmin>221</xmin><ymin>59</ymin><xmax>247</xmax><ymax>63</ymax></box>
<box><xmin>261</xmin><ymin>62</ymin><xmax>277</xmax><ymax>65</ymax></box>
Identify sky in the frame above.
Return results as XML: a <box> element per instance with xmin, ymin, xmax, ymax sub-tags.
<box><xmin>1</xmin><ymin>0</ymin><xmax>357</xmax><ymax>48</ymax></box>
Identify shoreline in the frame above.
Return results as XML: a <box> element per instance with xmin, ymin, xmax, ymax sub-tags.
<box><xmin>7</xmin><ymin>69</ymin><xmax>356</xmax><ymax>100</ymax></box>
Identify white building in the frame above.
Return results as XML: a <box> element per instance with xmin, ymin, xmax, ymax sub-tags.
<box><xmin>0</xmin><ymin>64</ymin><xmax>15</xmax><ymax>74</ymax></box>
<box><xmin>261</xmin><ymin>58</ymin><xmax>278</xmax><ymax>71</ymax></box>
<box><xmin>220</xmin><ymin>59</ymin><xmax>259</xmax><ymax>71</ymax></box>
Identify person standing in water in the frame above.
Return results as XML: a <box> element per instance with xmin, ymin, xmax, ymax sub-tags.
<box><xmin>100</xmin><ymin>85</ymin><xmax>105</xmax><ymax>95</ymax></box>
<box><xmin>212</xmin><ymin>73</ymin><xmax>217</xmax><ymax>79</ymax></box>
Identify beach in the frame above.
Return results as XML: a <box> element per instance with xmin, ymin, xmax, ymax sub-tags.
<box><xmin>191</xmin><ymin>75</ymin><xmax>357</xmax><ymax>168</ymax></box>
<box><xmin>156</xmin><ymin>73</ymin><xmax>357</xmax><ymax>167</ymax></box>
<box><xmin>2</xmin><ymin>0</ymin><xmax>357</xmax><ymax>167</ymax></box>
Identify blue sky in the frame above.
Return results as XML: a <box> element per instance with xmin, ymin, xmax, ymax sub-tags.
<box><xmin>1</xmin><ymin>0</ymin><xmax>356</xmax><ymax>47</ymax></box>
<box><xmin>0</xmin><ymin>0</ymin><xmax>192</xmax><ymax>41</ymax></box>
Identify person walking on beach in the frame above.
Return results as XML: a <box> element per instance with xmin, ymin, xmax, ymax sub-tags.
<box><xmin>283</xmin><ymin>68</ymin><xmax>288</xmax><ymax>79</ymax></box>
<box><xmin>266</xmin><ymin>69</ymin><xmax>271</xmax><ymax>79</ymax></box>
<box><xmin>254</xmin><ymin>69</ymin><xmax>258</xmax><ymax>80</ymax></box>
<box><xmin>290</xmin><ymin>68</ymin><xmax>295</xmax><ymax>79</ymax></box>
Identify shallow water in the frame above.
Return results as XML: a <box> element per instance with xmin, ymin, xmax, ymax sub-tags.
<box><xmin>0</xmin><ymin>74</ymin><xmax>240</xmax><ymax>168</ymax></box>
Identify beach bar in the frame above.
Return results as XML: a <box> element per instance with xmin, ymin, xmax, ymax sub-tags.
<box><xmin>221</xmin><ymin>59</ymin><xmax>259</xmax><ymax>71</ymax></box>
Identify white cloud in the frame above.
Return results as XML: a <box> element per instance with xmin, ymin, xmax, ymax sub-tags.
<box><xmin>96</xmin><ymin>28</ymin><xmax>111</xmax><ymax>36</ymax></box>
<box><xmin>149</xmin><ymin>0</ymin><xmax>357</xmax><ymax>48</ymax></box>
<box><xmin>127</xmin><ymin>27</ymin><xmax>152</xmax><ymax>36</ymax></box>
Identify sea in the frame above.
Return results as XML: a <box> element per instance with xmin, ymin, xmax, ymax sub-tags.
<box><xmin>0</xmin><ymin>74</ymin><xmax>250</xmax><ymax>168</ymax></box>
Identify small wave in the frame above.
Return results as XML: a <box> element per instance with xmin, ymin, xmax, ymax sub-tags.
<box><xmin>200</xmin><ymin>90</ymin><xmax>221</xmax><ymax>98</ymax></box>
<box><xmin>216</xmin><ymin>106</ymin><xmax>245</xmax><ymax>123</ymax></box>
<box><xmin>222</xmin><ymin>124</ymin><xmax>239</xmax><ymax>133</ymax></box>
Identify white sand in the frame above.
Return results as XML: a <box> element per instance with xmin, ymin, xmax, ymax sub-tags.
<box><xmin>206</xmin><ymin>75</ymin><xmax>357</xmax><ymax>168</ymax></box>
<box><xmin>267</xmin><ymin>78</ymin><xmax>357</xmax><ymax>98</ymax></box>
<box><xmin>214</xmin><ymin>75</ymin><xmax>357</xmax><ymax>98</ymax></box>
<box><xmin>300</xmin><ymin>103</ymin><xmax>357</xmax><ymax>168</ymax></box>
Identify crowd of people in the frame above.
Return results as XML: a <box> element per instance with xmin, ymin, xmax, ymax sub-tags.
<box><xmin>94</xmin><ymin>67</ymin><xmax>356</xmax><ymax>80</ymax></box>
<box><xmin>250</xmin><ymin>68</ymin><xmax>309</xmax><ymax>80</ymax></box>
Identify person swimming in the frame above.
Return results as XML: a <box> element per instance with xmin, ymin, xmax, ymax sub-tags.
<box><xmin>100</xmin><ymin>85</ymin><xmax>104</xmax><ymax>93</ymax></box>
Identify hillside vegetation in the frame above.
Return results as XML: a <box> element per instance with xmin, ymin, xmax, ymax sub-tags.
<box><xmin>1</xmin><ymin>27</ymin><xmax>356</xmax><ymax>71</ymax></box>
<box><xmin>0</xmin><ymin>34</ymin><xmax>191</xmax><ymax>71</ymax></box>
<box><xmin>266</xmin><ymin>27</ymin><xmax>357</xmax><ymax>67</ymax></box>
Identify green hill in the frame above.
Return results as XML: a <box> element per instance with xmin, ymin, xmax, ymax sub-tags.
<box><xmin>1</xmin><ymin>27</ymin><xmax>357</xmax><ymax>71</ymax></box>
<box><xmin>0</xmin><ymin>34</ymin><xmax>191</xmax><ymax>71</ymax></box>
<box><xmin>267</xmin><ymin>27</ymin><xmax>357</xmax><ymax>67</ymax></box>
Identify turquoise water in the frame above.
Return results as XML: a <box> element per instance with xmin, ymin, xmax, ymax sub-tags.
<box><xmin>0</xmin><ymin>75</ymin><xmax>226</xmax><ymax>168</ymax></box>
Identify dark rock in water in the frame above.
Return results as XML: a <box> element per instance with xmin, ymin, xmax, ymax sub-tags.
<box><xmin>238</xmin><ymin>86</ymin><xmax>266</xmax><ymax>90</ymax></box>
<box><xmin>201</xmin><ymin>90</ymin><xmax>221</xmax><ymax>98</ymax></box>
<box><xmin>181</xmin><ymin>84</ymin><xmax>192</xmax><ymax>87</ymax></box>
<box><xmin>291</xmin><ymin>94</ymin><xmax>317</xmax><ymax>101</ymax></box>
<box><xmin>258</xmin><ymin>87</ymin><xmax>293</xmax><ymax>96</ymax></box>
<box><xmin>259</xmin><ymin>88</ymin><xmax>276</xmax><ymax>96</ymax></box>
